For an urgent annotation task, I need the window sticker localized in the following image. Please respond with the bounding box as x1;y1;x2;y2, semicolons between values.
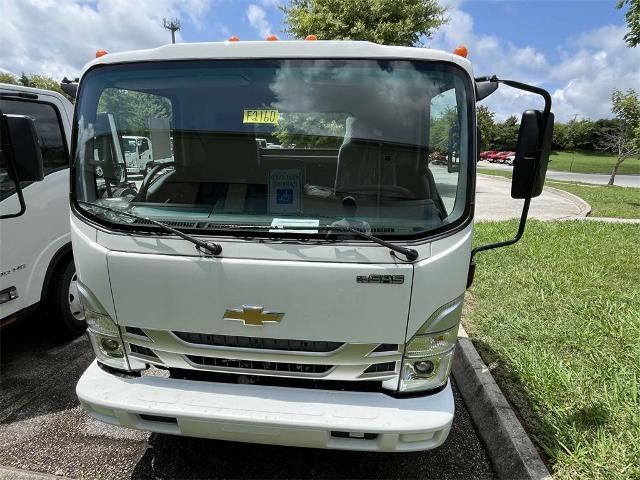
243;109;279;124
269;169;301;213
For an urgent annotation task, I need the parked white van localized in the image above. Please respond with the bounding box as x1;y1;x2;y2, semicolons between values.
0;83;85;337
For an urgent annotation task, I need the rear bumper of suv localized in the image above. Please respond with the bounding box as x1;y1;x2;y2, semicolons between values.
77;361;454;452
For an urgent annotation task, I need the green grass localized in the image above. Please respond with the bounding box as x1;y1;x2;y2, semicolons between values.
465;220;640;480
477;169;640;219
548;151;640;175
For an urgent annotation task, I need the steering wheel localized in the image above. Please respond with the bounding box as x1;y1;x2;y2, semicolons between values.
137;162;175;201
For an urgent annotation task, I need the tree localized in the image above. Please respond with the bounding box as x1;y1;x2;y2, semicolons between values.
564;118;595;151
617;0;639;47
598;88;640;185
476;105;495;150
429;107;457;153
492;116;519;151
4;72;73;101
552;122;570;150
281;0;448;46
0;72;18;85
273;112;346;148
98;88;171;136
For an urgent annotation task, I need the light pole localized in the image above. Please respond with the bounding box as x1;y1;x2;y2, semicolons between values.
163;18;181;44
569;113;579;173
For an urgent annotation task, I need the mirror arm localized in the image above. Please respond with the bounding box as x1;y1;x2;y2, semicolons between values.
0;126;27;219
468;76;552;288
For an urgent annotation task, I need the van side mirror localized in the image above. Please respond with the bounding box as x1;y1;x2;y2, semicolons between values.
511;110;554;199
5;114;44;182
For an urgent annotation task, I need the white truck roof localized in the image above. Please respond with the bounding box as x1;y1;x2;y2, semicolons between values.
0;82;75;143
81;41;474;78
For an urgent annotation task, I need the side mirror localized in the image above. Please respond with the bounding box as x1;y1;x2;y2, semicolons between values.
5;114;44;182
0;113;44;219
511;109;554;199
468;76;554;289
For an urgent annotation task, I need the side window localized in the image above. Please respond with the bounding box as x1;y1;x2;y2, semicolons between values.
0;98;68;176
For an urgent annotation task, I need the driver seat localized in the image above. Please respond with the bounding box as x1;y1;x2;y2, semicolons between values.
334;118;403;196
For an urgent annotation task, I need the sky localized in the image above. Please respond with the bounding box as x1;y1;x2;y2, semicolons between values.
0;0;637;122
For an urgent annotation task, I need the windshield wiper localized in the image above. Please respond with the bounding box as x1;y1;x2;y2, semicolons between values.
320;225;419;261
77;201;222;256
202;223;419;261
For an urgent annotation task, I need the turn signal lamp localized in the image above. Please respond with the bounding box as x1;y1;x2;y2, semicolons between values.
305;34;318;41
95;50;108;58
228;36;240;42
453;45;468;58
266;34;279;41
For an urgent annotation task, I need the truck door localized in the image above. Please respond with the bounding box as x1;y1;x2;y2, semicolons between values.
0;95;71;321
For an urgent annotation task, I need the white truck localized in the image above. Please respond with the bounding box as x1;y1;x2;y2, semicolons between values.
122;135;173;176
0;83;86;337
26;40;551;451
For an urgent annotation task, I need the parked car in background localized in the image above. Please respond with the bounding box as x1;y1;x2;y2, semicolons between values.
0;83;85;337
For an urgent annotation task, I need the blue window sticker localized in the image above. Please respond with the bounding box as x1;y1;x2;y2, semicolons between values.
277;189;294;204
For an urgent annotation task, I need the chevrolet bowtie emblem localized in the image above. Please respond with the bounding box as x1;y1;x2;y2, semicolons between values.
223;305;284;326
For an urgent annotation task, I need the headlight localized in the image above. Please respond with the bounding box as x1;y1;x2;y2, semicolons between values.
77;281;131;371
399;295;463;393
399;325;458;393
86;310;129;370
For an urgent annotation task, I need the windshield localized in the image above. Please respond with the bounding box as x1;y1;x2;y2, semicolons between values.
73;59;472;239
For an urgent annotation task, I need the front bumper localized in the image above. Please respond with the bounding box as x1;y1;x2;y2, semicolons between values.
77;361;454;452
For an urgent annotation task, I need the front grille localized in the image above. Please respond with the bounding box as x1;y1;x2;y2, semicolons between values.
363;362;396;374
130;344;158;358
169;368;383;392
372;344;399;353
125;326;148;337
186;355;332;375
175;331;344;353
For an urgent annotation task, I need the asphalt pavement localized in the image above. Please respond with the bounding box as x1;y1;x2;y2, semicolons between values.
0;315;496;480
478;161;640;188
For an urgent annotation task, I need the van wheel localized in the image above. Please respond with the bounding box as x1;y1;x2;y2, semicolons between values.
49;259;86;339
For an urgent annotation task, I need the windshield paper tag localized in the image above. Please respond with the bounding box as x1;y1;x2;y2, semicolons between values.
269;169;301;213
270;218;319;234
243;109;279;124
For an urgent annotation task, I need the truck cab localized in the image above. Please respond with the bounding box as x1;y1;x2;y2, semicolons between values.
68;41;552;451
0;83;86;337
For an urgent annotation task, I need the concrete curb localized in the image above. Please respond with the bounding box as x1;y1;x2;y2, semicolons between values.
566;216;640;224
0;467;73;480
452;331;551;480
543;184;591;217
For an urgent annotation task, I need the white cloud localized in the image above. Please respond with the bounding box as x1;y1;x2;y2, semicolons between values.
259;0;281;7
246;4;272;39
0;0;212;80
428;6;638;122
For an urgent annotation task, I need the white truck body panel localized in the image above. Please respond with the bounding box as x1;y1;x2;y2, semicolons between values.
0;84;74;320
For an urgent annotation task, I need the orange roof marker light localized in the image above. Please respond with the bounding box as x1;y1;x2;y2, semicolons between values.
305;34;318;41
228;36;240;42
266;34;279;41
95;50;108;58
453;45;468;58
